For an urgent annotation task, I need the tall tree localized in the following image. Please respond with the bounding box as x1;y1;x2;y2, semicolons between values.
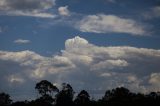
0;92;12;106
35;80;59;96
56;83;74;106
74;90;90;106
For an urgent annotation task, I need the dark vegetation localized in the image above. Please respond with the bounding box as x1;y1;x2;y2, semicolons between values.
0;80;160;106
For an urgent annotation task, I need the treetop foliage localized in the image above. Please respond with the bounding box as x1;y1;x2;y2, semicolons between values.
1;80;160;106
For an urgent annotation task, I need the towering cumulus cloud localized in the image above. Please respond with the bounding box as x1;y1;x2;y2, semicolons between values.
0;36;160;100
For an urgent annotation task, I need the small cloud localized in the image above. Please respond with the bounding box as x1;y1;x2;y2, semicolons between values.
8;75;24;84
0;27;2;33
144;6;160;19
58;6;70;16
107;0;116;3
100;73;112;77
14;39;30;44
127;75;137;82
5;11;56;18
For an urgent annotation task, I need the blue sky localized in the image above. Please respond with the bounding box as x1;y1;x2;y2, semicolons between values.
0;0;160;101
0;0;160;55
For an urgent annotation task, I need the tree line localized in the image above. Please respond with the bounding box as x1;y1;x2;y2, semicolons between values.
0;80;160;106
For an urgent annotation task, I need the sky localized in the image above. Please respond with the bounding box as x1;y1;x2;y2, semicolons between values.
0;0;160;101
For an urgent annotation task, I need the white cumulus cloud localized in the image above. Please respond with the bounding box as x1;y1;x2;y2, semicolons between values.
149;73;160;90
58;6;70;16
76;14;147;36
1;36;160;100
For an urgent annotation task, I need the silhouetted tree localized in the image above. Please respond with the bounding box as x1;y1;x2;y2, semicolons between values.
103;90;113;101
0;92;12;106
32;94;54;106
35;80;59;97
103;87;131;102
1;80;160;106
56;83;74;106
11;101;28;106
74;90;90;106
148;92;158;99
35;80;59;105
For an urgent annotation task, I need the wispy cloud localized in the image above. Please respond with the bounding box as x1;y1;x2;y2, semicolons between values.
106;0;117;3
76;14;147;36
0;0;56;18
4;10;56;18
14;39;30;44
144;6;160;19
8;74;24;84
0;27;2;33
